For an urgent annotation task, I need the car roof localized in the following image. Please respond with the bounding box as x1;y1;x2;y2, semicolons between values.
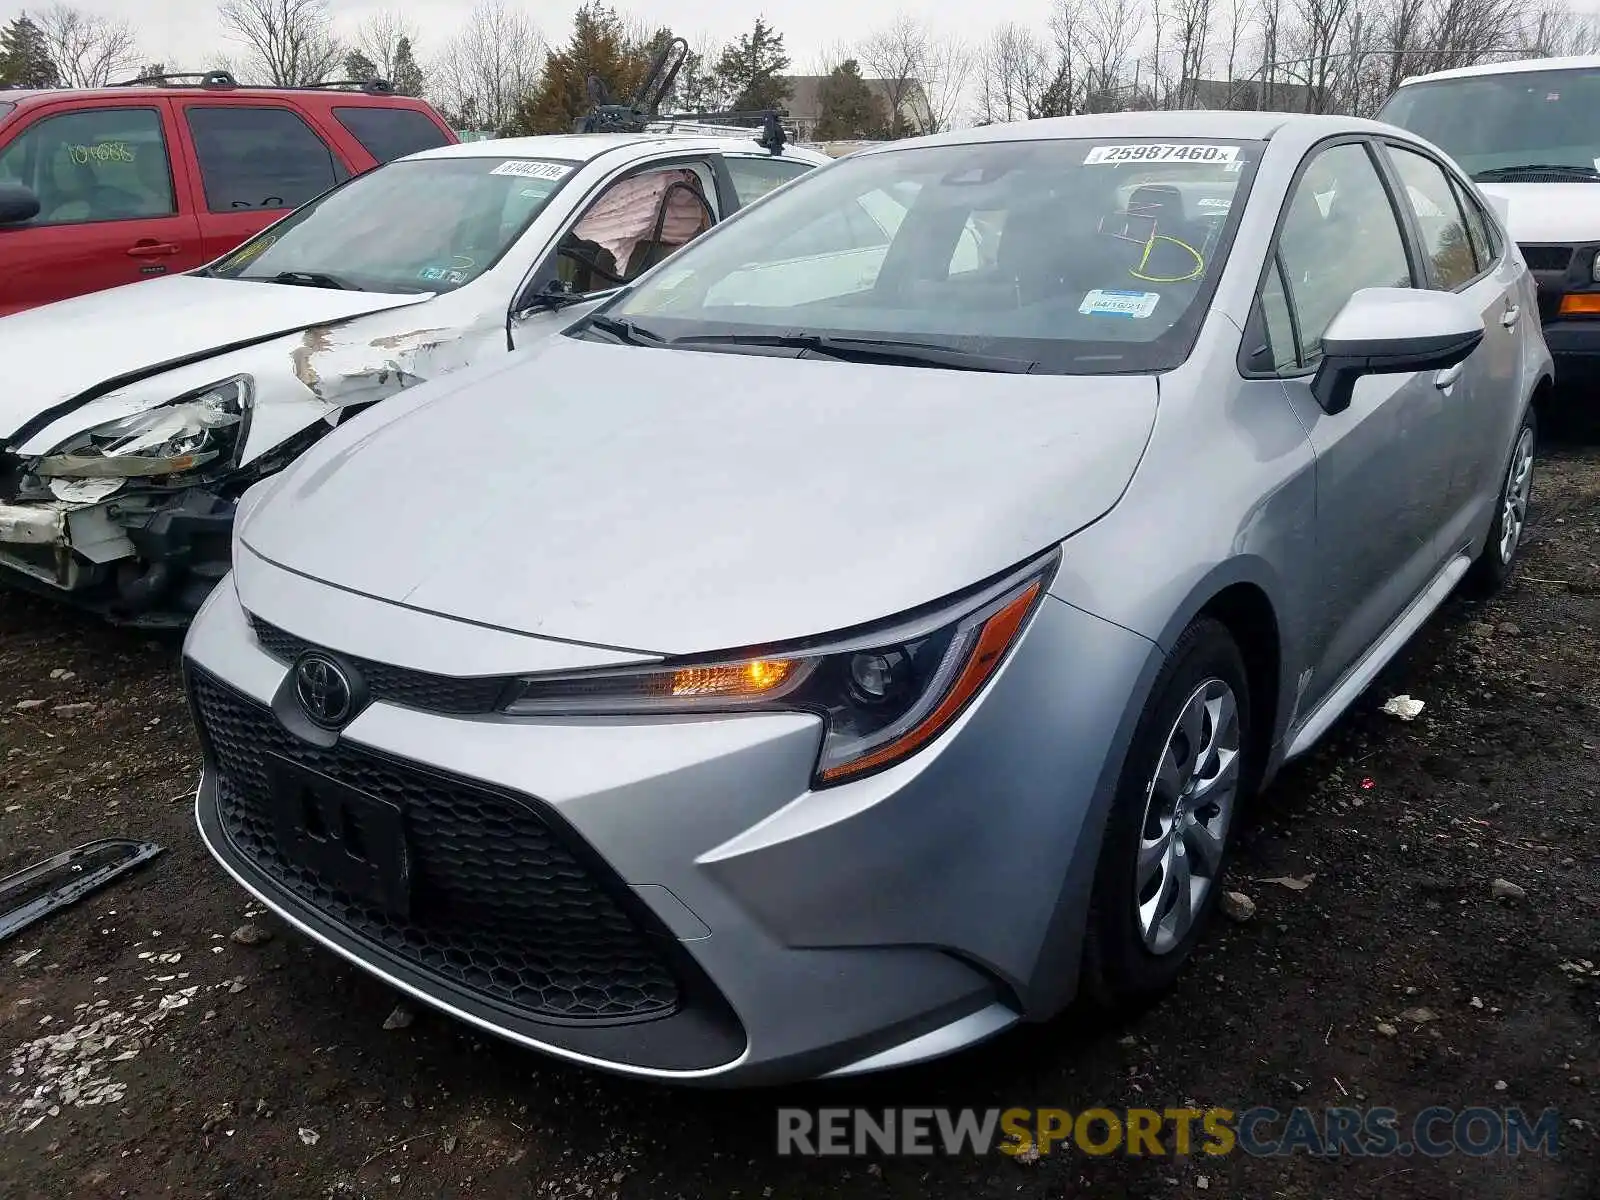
0;84;435;106
1396;54;1600;86
851;109;1391;155
408;133;830;166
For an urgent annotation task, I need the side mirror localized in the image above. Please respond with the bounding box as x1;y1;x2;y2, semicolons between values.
0;183;40;226
1311;287;1484;415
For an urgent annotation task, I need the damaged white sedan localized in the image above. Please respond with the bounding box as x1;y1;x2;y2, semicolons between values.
0;131;829;625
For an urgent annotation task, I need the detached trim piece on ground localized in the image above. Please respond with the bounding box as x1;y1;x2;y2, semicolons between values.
0;838;164;943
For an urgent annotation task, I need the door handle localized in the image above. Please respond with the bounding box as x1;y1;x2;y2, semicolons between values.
1501;305;1520;327
1435;361;1466;389
127;241;180;258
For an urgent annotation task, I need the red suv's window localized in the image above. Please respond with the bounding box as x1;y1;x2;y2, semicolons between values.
185;105;345;212
332;106;451;163
0;106;176;225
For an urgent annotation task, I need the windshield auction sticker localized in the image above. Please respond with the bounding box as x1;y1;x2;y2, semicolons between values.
1084;144;1239;165
1080;289;1161;318
489;160;572;180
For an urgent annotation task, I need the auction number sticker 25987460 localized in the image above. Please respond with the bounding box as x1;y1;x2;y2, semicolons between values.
1083;144;1239;165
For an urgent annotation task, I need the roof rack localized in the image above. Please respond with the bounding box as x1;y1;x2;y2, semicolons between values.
112;70;240;88
109;70;394;94
572;37;790;155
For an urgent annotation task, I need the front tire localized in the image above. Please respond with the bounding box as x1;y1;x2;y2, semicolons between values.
1464;405;1537;597
1082;618;1252;1008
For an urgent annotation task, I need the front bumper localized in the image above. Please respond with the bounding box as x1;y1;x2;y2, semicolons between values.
183;558;1158;1085
0;488;234;625
1522;240;1600;384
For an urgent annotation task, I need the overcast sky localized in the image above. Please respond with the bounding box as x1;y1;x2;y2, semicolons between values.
5;0;1051;77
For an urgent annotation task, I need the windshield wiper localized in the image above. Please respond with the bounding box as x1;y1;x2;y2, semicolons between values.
265;270;355;290
583;314;667;346
669;332;1037;373
1472;163;1600;181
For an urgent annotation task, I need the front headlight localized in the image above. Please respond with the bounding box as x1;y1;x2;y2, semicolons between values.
35;376;253;480
503;551;1059;786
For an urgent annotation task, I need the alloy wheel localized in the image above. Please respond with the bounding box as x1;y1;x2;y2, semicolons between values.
1499;426;1536;566
1135;677;1241;955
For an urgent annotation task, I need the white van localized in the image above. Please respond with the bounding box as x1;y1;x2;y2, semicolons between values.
1377;55;1600;384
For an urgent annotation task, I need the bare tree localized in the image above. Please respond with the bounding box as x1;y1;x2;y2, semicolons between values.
907;34;973;132
1170;0;1216;107
430;0;543;133
353;8;419;80
857;13;930;134
36;3;139;87
975;21;1070;122
217;0;342;86
1526;3;1600;53
1070;0;1145;109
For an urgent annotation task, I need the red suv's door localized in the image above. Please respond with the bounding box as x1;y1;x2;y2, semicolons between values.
0;96;205;316
168;98;356;261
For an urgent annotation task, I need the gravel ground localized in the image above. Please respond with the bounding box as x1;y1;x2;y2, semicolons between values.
1;414;1596;1200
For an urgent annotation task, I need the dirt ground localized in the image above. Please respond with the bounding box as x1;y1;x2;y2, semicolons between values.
1;415;1597;1200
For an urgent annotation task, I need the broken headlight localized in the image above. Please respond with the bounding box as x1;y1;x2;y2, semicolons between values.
502;552;1058;787
35;376;252;480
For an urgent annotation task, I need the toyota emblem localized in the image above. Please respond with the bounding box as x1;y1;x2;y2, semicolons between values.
294;653;354;728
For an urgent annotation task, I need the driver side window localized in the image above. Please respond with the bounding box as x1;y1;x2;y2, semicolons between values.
1254;141;1414;372
551;164;716;298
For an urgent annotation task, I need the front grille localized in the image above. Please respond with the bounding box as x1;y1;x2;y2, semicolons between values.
249;615;509;714
191;669;680;1022
1519;244;1573;273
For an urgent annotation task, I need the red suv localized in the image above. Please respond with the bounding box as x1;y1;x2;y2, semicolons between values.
0;71;457;316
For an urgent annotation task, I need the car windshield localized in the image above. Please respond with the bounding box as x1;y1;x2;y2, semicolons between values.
1378;68;1600;180
205;155;578;293
604;136;1262;374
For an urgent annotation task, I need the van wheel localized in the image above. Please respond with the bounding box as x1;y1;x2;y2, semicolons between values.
1464;405;1537;598
1082;618;1252;1007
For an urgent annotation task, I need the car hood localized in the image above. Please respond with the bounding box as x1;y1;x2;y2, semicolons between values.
1476;182;1600;246
0;274;429;440
242;336;1158;654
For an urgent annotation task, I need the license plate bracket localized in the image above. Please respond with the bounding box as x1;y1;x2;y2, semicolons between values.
265;753;411;917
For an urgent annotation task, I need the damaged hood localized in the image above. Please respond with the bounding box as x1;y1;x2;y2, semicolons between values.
0;274;430;440
241;335;1158;654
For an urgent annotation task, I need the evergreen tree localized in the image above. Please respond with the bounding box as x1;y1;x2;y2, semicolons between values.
509;3;663;135
343;49;378;82
711;18;792;114
391;36;424;96
815;60;884;139
0;16;60;88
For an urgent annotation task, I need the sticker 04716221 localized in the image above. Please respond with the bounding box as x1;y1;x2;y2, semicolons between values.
490;160;572;180
1079;289;1161;318
1083;144;1239;166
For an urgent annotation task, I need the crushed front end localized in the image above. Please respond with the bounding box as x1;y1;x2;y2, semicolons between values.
0;376;311;627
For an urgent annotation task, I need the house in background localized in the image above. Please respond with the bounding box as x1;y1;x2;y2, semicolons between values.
779;75;927;139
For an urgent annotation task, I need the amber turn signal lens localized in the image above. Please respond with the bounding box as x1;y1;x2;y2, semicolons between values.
1558;293;1600;316
671;659;797;698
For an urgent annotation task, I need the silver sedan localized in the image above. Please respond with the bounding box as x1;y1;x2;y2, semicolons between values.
183;110;1552;1085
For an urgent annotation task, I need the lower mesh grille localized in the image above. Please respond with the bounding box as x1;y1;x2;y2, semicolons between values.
191;669;680;1022
1519;244;1573;273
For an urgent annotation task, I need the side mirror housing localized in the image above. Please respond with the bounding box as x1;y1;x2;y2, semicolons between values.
1310;286;1484;415
0;183;40;226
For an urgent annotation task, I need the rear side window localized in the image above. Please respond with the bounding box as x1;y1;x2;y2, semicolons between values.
1450;177;1500;271
0;106;174;225
185;106;344;212
1386;145;1479;289
723;155;814;206
332;106;451;163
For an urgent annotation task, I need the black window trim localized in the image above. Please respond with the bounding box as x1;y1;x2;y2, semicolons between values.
182;102;347;214
1375;136;1498;292
1239;134;1423;382
0;102;179;228
513;152;720;314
